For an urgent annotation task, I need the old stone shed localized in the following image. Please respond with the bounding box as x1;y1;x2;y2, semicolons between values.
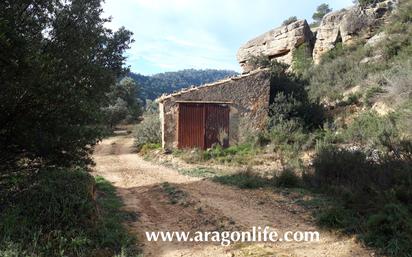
157;69;271;150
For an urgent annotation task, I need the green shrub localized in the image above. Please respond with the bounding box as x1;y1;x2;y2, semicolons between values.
308;143;412;256
365;204;412;257
134;113;161;150
312;146;370;189
0;169;138;256
292;43;313;76
269;61;325;130
275;169;301;188
139;143;161;155
357;0;375;7
201;144;258;164
282;16;298;26
248;54;272;70
364;86;385;106
317;206;359;230
344;111;399;152
174;148;207;164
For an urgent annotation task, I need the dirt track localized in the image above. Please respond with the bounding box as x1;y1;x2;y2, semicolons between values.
93;134;374;257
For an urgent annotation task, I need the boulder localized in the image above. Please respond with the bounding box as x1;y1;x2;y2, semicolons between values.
313;0;396;64
365;31;387;47
236;20;314;73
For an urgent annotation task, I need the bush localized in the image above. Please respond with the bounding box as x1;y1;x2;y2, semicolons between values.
134;113;161;150
364;86;385;106
282;16;298;26
248;54;272;70
308;144;412;256
365;204;412;257
317;206;358;230
312;146;370;189
275;169;301;188
0;169;137;256
269;61;324;130
213;169;273;189
344;111;400;153
139;143;161;155
292;43;313;77
200;144;258;164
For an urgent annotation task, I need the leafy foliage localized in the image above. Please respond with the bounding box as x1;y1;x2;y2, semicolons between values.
292;43;313;76
282;16;298;26
308;145;412;256
134;112;161;151
102;77;143;128
275;169;301;188
0;0;133;167
0;169;138;256
312;4;332;25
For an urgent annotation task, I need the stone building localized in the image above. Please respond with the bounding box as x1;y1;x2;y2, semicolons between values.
157;69;271;151
156;0;396;151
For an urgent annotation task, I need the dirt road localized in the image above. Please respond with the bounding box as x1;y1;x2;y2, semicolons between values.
93;134;373;257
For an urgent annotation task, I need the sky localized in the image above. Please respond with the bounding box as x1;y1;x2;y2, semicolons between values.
103;0;353;75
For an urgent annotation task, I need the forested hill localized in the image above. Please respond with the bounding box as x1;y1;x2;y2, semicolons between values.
129;69;238;100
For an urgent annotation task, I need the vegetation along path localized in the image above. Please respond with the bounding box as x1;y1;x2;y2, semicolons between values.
93;134;375;257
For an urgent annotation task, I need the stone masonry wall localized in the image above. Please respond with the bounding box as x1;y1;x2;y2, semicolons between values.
158;69;271;150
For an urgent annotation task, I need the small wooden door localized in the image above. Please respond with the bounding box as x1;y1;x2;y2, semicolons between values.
178;103;229;149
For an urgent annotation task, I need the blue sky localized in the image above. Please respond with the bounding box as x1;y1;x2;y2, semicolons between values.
103;0;353;75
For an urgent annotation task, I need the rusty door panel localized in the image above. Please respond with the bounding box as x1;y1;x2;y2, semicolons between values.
177;103;229;149
205;104;229;149
178;103;205;149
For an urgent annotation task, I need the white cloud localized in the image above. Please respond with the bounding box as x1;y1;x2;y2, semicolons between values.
103;0;353;74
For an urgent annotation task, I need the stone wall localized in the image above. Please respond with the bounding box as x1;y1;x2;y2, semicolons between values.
157;69;271;150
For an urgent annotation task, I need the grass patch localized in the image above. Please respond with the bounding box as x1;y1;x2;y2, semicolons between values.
94;176;139;256
139;143;161;155
212;170;274;189
161;182;188;205
178;167;216;178
173;144;259;165
0;169;139;257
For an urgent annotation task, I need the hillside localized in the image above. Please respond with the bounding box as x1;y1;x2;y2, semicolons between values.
129;69;238;100
135;0;412;256
2;0;411;256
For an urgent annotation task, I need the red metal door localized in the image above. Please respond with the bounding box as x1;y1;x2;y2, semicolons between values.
178;103;229;149
178;103;205;149
205;104;229;149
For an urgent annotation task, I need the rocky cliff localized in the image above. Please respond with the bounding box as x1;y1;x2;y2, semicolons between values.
237;20;313;73
237;0;397;72
313;0;397;63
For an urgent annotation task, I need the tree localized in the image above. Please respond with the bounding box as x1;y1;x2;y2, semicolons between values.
312;4;332;25
0;0;133;167
102;98;129;128
282;16;298;26
103;77;143;127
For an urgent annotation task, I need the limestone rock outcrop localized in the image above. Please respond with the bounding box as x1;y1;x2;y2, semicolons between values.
236;0;396;71
236;20;313;73
313;0;396;64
